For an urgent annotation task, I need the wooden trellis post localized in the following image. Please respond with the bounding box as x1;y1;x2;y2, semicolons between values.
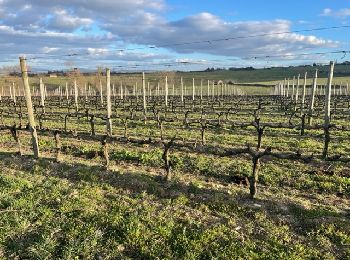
291;76;295;100
207;80;210;97
120;81;123;100
301;72;307;109
165;76;168;107
308;70;318;126
135;82;139;101
295;74;300;104
147;82;150;98
325;63;334;127
84;83;87;102
323;61;335;158
192;78;195;101
200;79;203;100
12;82;16;104
65;82;69;101
100;80;104;104
181;77;184;103
74;79;78;112
39;78;45;107
19;57;40;158
106;68;112;136
142;72;147;115
212;81;215;98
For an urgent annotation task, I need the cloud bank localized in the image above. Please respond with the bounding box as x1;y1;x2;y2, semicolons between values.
0;0;339;70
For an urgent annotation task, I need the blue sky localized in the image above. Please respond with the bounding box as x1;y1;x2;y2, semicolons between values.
167;0;346;21
0;0;349;71
166;0;349;40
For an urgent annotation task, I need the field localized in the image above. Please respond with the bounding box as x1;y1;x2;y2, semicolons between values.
0;66;349;259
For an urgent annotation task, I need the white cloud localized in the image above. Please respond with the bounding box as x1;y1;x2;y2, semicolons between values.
115;52;168;61
41;47;60;53
48;8;93;31
322;8;332;16
87;48;109;56
20;4;31;11
175;58;207;65
0;1;341;70
105;13;336;57
321;8;350;18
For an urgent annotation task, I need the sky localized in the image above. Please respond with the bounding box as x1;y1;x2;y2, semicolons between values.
0;0;349;72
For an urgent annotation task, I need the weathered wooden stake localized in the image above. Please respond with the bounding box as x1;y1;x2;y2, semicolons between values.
308;70;318;126
147;82;150;98
11;83;16;102
135;82;139;101
39;78;45;107
120;81;124;100
192;78;195;101
301;72;307;109
181;77;184;103
84;83;87;102
165;76;168;107
65;82;69;101
295;74;300;110
200;79;203;100
212;81;215;98
74;79;78;112
207;80;210;97
142;72;147;116
291;76;295;100
100;79;104;104
19;57;40;158
323;61;335;158
106;68;112;136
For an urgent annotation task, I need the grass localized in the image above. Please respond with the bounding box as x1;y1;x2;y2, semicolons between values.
0;76;349;258
0;130;349;259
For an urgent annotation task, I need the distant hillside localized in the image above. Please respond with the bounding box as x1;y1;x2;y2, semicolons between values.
1;62;349;91
174;62;350;83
